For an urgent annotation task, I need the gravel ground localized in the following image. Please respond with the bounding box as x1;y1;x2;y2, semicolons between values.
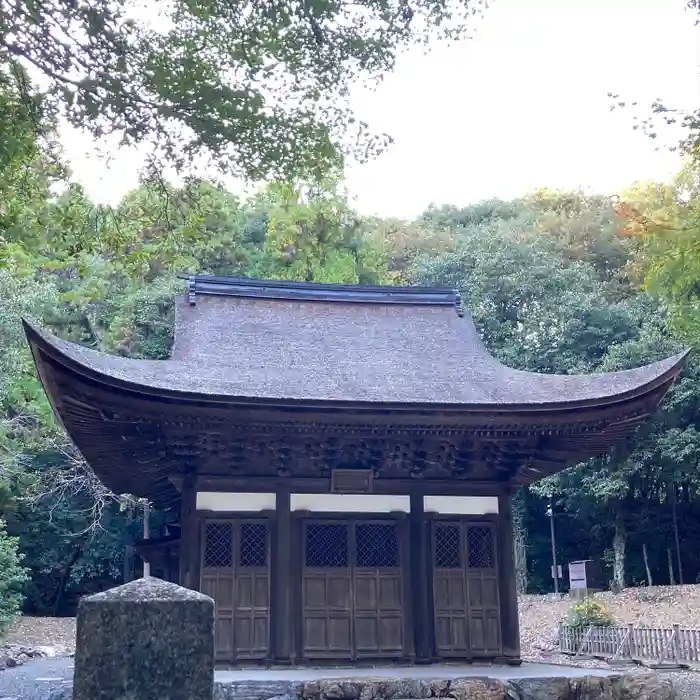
517;585;700;700
5;619;75;655
0;656;73;700
4;585;700;698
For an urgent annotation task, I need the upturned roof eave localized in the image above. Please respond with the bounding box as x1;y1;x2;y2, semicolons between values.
23;319;690;418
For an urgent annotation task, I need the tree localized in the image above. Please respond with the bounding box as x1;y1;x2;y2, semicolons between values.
412;219;638;374
0;0;485;181
0;520;27;636
413;202;696;589
617;166;700;343
256;181;389;283
522;189;634;291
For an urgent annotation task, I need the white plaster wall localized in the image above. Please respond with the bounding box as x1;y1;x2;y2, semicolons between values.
290;494;411;513
196;492;276;511
423;495;499;515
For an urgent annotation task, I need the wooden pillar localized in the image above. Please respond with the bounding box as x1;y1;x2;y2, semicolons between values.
410;490;433;663
497;490;522;665
179;472;199;590
273;486;293;663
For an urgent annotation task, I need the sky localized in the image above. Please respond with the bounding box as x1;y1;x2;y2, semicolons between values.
60;0;700;219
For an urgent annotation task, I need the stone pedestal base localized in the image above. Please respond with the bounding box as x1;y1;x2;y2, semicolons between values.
73;576;214;700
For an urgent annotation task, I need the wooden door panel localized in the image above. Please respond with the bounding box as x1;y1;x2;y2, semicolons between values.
302;614;352;654
353;523;405;657
467;575;499;608
377;575;402;608
201;519;271;664
202;522;236;662
378;614;404;652
302;613;353;653
215;616;235;661
465;524;501;657
233;523;270;660
432;521;503;658
328;615;354;652
235;573;270;608
354;613;403;653
432;523;469;656
303;573;352;610
434;572;467;610
234;615;269;658
353;574;377;609
468;610;501;654
302;522;353;658
435;614;468;654
234;571;270;659
302;519;407;660
200;575;234;610
327;575;353;608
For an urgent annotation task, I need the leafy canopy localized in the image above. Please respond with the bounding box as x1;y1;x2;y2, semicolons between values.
617;164;700;343
0;0;485;181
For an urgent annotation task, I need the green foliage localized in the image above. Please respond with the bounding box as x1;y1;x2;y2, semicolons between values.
617;166;700;344
3;59;700;608
258;181;389;284
0;0;486;180
566;599;614;629
0;520;28;637
413;192;700;591
412;220;637;374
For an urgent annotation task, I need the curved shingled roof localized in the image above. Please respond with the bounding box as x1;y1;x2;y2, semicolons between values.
24;276;687;409
23;277;689;507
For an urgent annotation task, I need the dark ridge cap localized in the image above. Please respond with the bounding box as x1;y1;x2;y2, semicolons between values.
177;274;459;306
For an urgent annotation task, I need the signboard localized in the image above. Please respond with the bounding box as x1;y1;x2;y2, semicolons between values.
331;468;373;494
568;559;603;589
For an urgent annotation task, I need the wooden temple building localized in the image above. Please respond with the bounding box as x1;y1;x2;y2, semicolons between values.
24;276;686;667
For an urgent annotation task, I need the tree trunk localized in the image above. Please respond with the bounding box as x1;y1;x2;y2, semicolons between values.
668;548;676;585
612;511;626;590
52;545;83;617
514;534;528;595
512;489;528;595
671;490;684;585
642;542;653;587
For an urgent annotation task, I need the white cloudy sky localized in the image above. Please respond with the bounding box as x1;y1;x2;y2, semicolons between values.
61;0;700;218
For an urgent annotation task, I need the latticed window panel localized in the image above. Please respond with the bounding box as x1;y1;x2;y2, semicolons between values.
305;523;349;567
239;523;268;567
355;523;399;568
467;526;495;569
434;525;461;569
204;523;233;568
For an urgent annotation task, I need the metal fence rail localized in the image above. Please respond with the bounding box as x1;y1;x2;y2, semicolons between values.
559;623;700;667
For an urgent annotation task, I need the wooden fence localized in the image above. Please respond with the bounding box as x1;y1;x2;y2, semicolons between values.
559;623;700;667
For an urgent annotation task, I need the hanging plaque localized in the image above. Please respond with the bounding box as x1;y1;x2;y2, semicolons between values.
330;469;373;494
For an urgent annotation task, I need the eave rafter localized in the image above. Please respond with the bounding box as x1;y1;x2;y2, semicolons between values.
24;334;684;512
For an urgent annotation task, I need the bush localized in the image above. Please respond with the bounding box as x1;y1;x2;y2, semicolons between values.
0;519;28;638
566;598;614;628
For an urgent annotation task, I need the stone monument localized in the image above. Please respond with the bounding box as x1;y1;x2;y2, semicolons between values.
72;576;214;700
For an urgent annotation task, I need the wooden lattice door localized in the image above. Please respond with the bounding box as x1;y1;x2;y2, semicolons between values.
301;520;405;660
200;519;270;663
432;521;501;659
353;522;404;657
301;522;353;659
